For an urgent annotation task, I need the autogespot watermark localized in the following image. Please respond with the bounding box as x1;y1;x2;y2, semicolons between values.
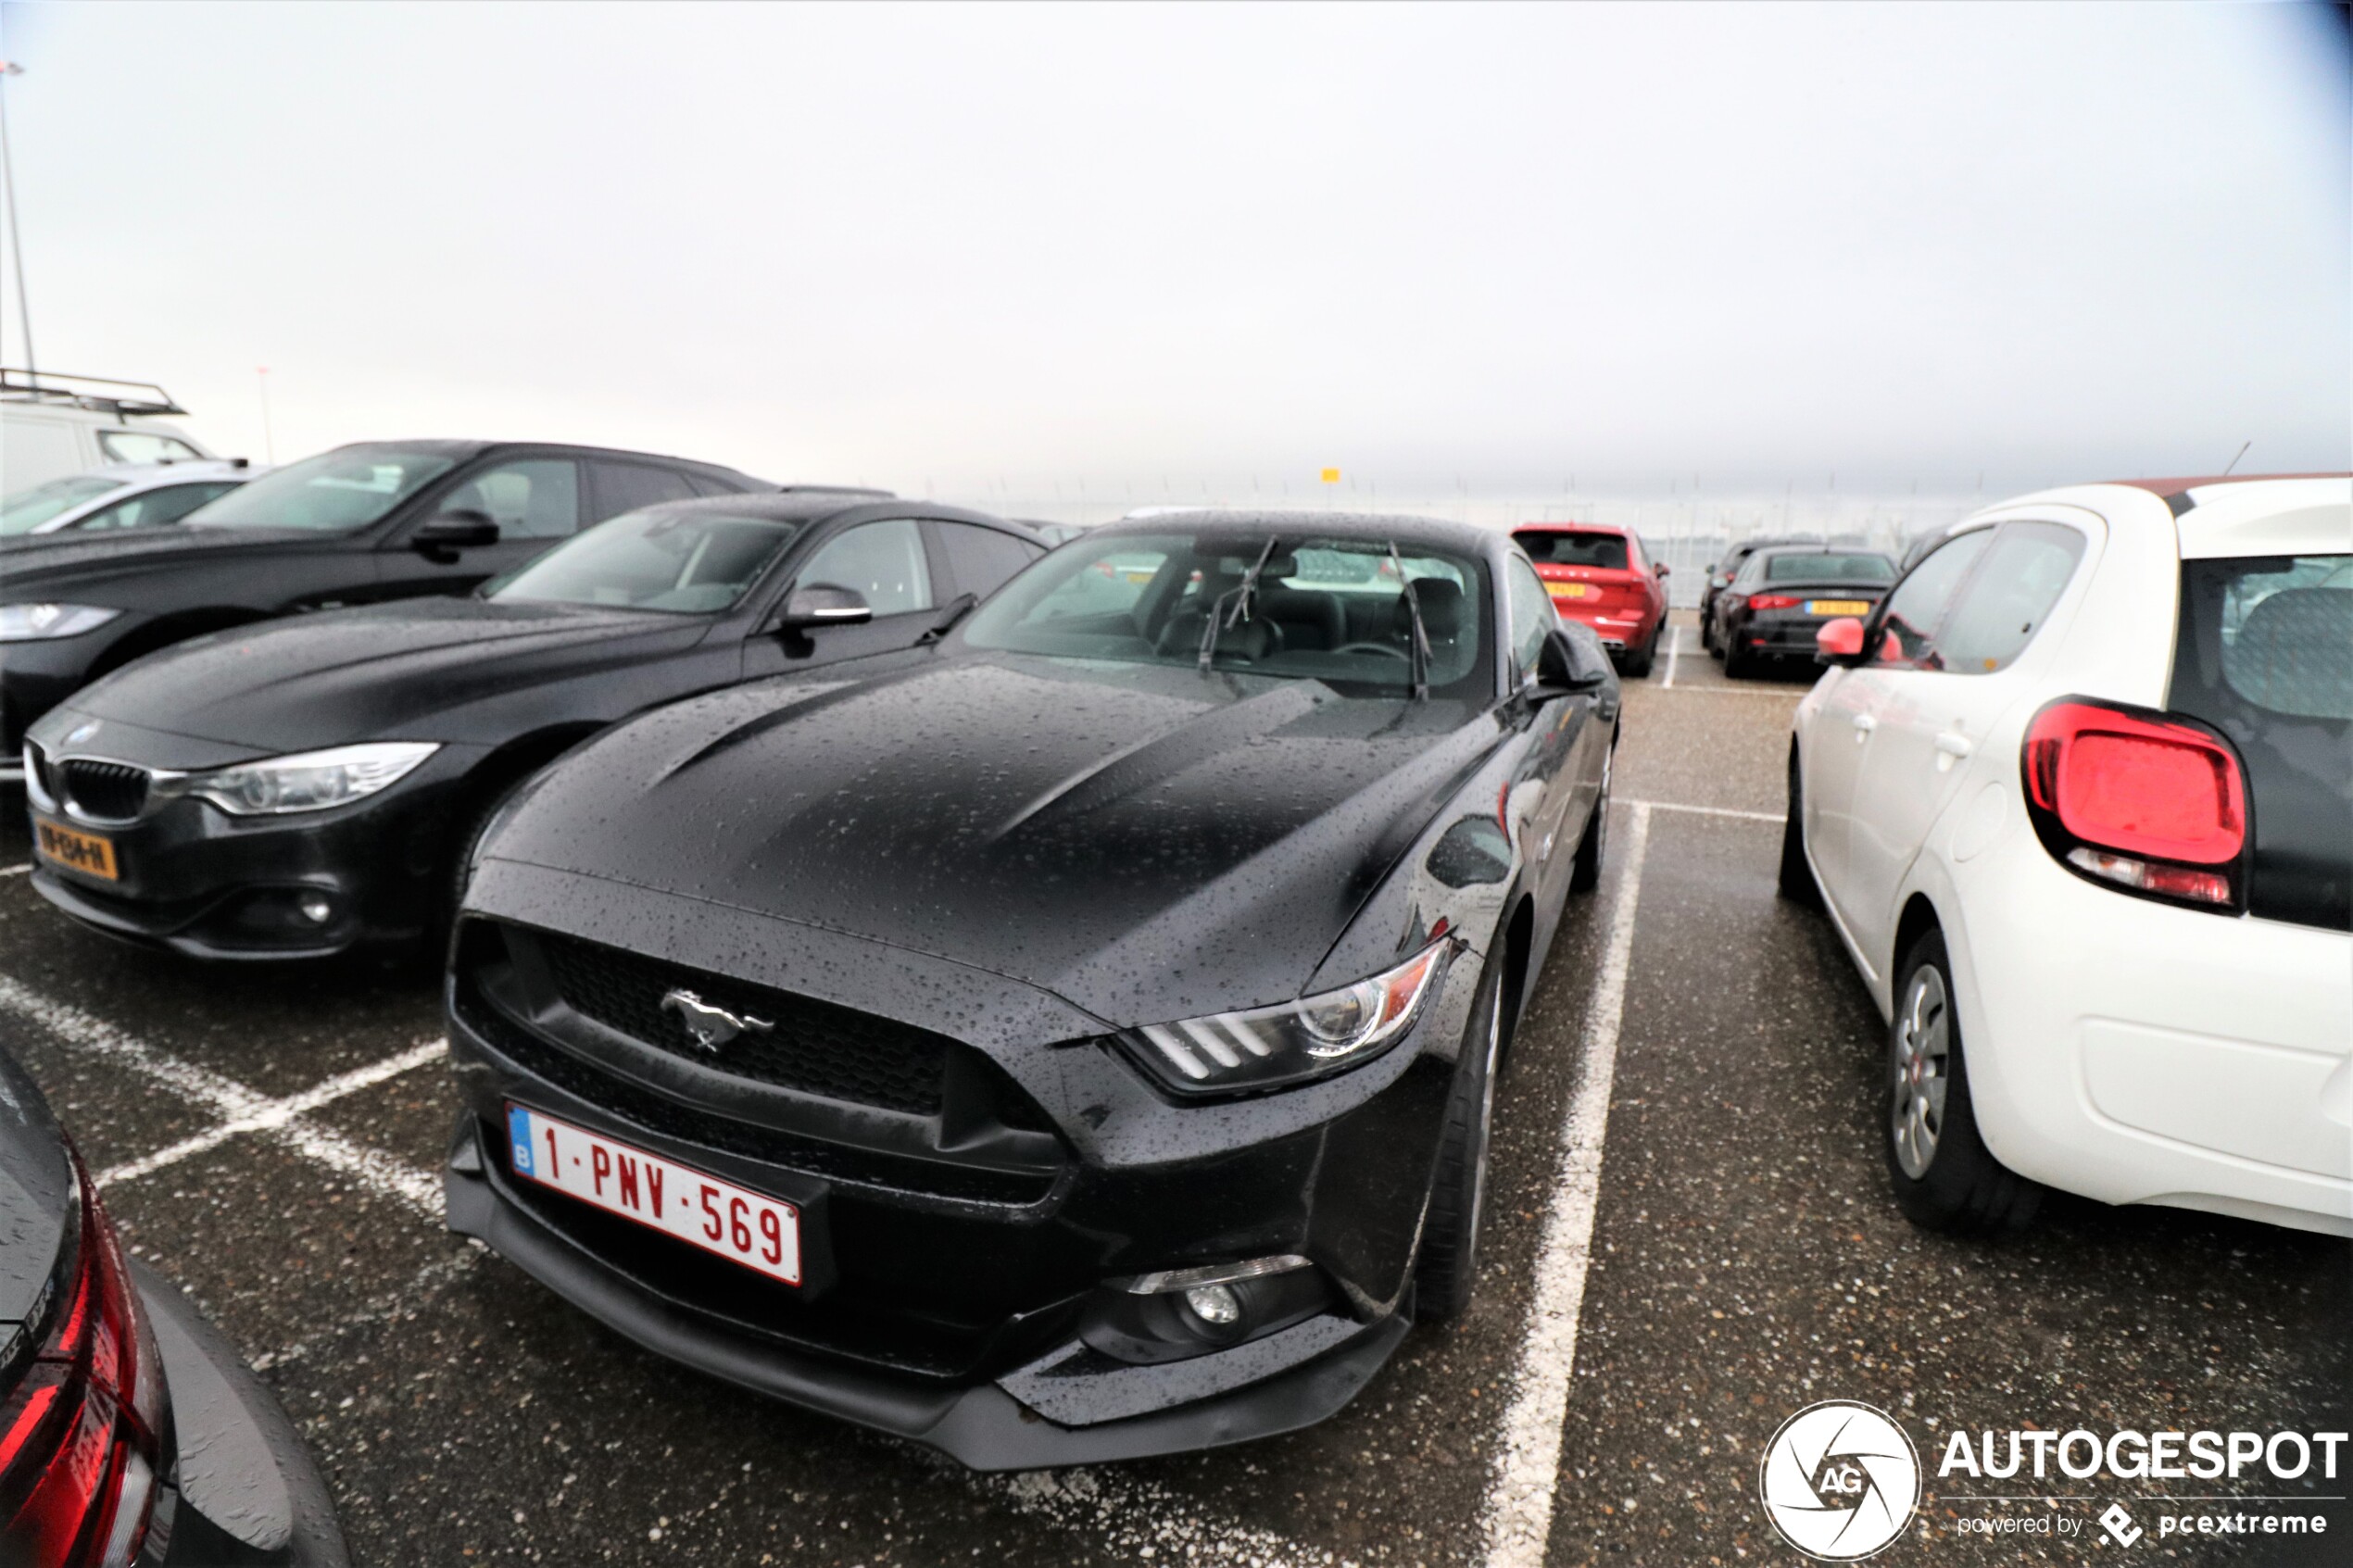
1758;1403;2347;1560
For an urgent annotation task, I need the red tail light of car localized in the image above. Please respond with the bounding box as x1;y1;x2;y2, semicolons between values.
2020;697;2249;912
0;1147;166;1568
1747;594;1801;610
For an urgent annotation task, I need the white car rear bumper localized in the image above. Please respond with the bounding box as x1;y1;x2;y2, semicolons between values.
1949;830;2353;1236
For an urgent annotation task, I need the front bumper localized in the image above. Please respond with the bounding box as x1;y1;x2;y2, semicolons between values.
137;1262;348;1567
21;736;481;960
444;1115;1409;1469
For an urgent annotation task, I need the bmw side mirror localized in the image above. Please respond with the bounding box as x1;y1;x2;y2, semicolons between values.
778;583;874;630
413;509;501;552
1534;626;1609;696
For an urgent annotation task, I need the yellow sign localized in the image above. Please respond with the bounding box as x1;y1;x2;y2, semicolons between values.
1319;468;1340;484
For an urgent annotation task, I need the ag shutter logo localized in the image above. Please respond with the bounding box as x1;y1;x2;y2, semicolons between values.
1758;1400;1923;1562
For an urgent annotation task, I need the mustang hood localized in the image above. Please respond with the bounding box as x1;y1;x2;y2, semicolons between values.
71;597;711;753
482;653;1502;1025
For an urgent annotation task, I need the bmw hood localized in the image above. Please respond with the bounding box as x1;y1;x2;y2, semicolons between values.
69;597;711;753
479;652;1501;1025
0;524;296;573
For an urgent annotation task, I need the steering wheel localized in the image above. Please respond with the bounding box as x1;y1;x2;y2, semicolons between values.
1332;641;1412;660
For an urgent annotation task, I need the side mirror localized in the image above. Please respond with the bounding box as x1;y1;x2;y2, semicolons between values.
1534;626;1610;695
1815;617;1866;662
1703;562;1717;574
778;583;873;630
1654;561;1670;578
413;509;500;551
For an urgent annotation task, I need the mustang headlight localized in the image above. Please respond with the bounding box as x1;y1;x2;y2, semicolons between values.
0;604;123;642
1122;935;1456;1096
187;742;440;815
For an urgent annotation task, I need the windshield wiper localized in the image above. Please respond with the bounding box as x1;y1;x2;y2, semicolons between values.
1390;541;1430;700
922;592;979;644
1198;535;1280;675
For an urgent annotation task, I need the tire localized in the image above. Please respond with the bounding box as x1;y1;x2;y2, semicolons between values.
1721;635;1751;679
1702;611;1722;659
1414;954;1507;1322
1883;931;2041;1236
1569;736;1612;894
432;771;540;961
1776;750;1820;906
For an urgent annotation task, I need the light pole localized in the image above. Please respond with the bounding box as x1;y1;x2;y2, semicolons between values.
0;58;31;383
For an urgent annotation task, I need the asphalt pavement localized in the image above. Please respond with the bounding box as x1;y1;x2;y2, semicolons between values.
0;610;2343;1567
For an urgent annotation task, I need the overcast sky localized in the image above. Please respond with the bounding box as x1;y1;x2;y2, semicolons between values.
0;1;2344;501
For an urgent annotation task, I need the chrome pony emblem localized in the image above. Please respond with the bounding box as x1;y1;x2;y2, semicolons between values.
659;988;774;1052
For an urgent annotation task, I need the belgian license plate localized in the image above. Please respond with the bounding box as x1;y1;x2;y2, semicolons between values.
505;1104;802;1286
1807;599;1870;615
32;818;118;881
1551;583;1591;598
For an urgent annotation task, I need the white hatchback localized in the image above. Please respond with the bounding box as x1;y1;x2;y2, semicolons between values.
1781;475;2350;1238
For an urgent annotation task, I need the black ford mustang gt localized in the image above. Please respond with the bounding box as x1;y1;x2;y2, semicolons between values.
19;495;1042;960
441;511;1620;1467
0;1047;346;1565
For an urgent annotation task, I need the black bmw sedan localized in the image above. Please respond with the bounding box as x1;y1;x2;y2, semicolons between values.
19;494;1044;960
0;1047;346;1565
1709;545;1899;678
440;511;1620;1467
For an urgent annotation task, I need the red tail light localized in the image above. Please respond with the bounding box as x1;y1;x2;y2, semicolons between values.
0;1147;165;1568
2020;697;2249;911
1748;594;1800;610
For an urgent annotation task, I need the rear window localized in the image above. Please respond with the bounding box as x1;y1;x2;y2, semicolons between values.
1761;552;1894;584
2171;554;2351;930
1516;531;1627;571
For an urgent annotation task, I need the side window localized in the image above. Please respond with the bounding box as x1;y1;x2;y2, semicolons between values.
1872;527;1994;670
588;462;697;524
97;430;205;465
1932;522;2086;674
936;522;1044;601
797;519;934;617
441;459;581;539
1504;556;1557;678
75;482;238;532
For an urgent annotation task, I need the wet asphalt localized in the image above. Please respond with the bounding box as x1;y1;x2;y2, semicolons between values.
0;610;2343;1567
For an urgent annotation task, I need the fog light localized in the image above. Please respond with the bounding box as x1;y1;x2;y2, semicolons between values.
296;893;333;925
1182;1284;1241;1326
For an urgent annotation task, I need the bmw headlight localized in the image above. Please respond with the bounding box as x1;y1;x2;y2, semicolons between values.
1121;935;1456;1096
186;742;440;815
0;604;123;642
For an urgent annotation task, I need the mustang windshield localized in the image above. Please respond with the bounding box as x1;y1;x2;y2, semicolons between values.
963;531;1490;696
189;446;457;532
487;506;802;613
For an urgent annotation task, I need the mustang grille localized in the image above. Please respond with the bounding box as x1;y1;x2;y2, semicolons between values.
534;930;949;1117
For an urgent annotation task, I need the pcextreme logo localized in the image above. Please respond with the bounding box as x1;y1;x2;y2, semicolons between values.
1757;1400;1923;1562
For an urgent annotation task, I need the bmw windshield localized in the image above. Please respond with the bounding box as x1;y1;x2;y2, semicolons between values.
188;445;457;532
487;505;804;613
962;530;1491;697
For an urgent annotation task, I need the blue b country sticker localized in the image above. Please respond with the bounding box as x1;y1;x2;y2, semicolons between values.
509;1104;535;1176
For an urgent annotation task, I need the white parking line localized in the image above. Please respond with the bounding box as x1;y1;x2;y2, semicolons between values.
1661;625;1682;687
0;863;28;877
1618;797;1782;823
0;975;446;1215
1479;801;1652;1568
98;1037;447;1189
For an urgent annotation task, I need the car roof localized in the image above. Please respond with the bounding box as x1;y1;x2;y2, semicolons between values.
82;459;256;489
1092;507;1492;552
1511;520;1633;536
1957;475;2350;562
321;437;760;482
627;492;1027;530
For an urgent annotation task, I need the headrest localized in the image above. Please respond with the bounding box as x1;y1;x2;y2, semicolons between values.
2229;588;2351;719
1396;577;1466;639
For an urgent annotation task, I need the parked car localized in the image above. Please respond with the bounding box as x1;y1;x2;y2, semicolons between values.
19;495;1043;961
0;1047;347;1565
1780;474;2350;1237
1;460;257;541
0;440;767;777
1511;521;1669;675
0;370;215;492
439;510;1619;1467
1697;533;1814;651
1710;546;1897;678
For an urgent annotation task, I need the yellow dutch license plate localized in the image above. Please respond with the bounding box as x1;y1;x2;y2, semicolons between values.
1807;599;1870;616
33;818;119;881
1550;583;1592;598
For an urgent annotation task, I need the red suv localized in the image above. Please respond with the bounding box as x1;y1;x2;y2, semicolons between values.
1512;522;1670;675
